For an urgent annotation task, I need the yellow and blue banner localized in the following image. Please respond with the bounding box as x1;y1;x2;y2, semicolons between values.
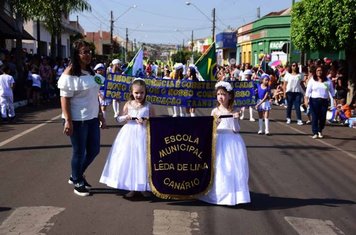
104;74;256;107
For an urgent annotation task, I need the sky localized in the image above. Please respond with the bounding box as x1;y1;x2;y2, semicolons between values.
70;0;296;45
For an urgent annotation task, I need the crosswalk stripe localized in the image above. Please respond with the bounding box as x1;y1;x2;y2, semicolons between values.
0;206;65;234
153;209;200;235
285;216;345;235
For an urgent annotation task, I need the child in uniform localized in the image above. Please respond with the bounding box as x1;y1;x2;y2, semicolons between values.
94;63;111;120
199;81;250;206
100;78;155;198
256;74;272;135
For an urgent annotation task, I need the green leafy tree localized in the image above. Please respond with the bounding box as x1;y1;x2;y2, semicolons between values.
171;50;193;64
291;0;356;87
42;0;91;59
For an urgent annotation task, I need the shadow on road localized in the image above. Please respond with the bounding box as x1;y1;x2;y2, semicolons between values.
237;192;356;211
246;145;334;151
151;192;356;210
0;144;114;152
0;207;12;212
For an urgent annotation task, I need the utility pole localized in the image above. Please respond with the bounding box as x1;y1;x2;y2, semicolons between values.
125;27;128;62
36;18;41;55
191;30;194;63
212;8;216;42
110;11;114;55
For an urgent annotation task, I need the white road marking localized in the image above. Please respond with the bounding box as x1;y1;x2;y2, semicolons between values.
0;206;65;234
167;107;173;116
0;114;61;147
153;209;199;235
285;216;345;235
277;121;356;160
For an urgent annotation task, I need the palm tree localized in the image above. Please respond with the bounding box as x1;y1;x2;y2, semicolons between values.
7;0;90;94
39;0;92;59
12;0;91;58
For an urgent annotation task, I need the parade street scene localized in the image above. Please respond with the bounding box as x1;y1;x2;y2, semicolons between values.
1;0;356;234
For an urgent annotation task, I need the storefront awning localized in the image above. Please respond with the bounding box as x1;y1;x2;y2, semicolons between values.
0;14;35;40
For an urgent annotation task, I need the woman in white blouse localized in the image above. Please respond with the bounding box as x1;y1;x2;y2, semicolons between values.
58;40;106;196
283;62;304;125
304;65;335;139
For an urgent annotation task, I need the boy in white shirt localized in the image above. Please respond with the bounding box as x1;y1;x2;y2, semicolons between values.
0;64;15;122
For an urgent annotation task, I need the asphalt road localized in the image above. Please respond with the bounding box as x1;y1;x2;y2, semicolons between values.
0;100;355;235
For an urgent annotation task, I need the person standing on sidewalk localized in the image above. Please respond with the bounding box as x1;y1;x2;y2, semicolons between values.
304;65;335;139
0;64;15;122
57;39;106;196
283;62;304;125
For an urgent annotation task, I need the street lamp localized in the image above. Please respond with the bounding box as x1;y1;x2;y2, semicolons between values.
110;5;137;55
185;1;215;42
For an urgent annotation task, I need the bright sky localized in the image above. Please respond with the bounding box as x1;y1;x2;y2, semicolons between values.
71;0;296;45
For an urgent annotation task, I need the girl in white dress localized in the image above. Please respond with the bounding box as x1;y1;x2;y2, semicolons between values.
199;81;250;206
100;78;155;197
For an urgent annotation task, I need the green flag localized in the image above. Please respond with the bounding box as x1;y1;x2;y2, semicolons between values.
195;42;217;81
124;48;144;77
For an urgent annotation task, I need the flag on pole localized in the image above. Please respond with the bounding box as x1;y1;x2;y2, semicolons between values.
195;42;217;81
124;48;144;77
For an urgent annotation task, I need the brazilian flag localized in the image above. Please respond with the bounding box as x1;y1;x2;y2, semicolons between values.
124;48;144;77
195;42;217;81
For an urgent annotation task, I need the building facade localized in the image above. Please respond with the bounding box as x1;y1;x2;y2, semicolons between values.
23;16;84;58
237;7;345;67
237;8;296;67
216;31;237;66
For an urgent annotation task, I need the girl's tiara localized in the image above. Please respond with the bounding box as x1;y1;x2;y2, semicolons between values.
132;77;145;83
215;81;233;91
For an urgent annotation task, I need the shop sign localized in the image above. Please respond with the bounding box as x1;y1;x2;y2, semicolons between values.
270;41;286;50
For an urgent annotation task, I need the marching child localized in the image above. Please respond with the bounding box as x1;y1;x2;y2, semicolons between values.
256;74;272;135
94;63;110;120
100;78;155;198
199;81;250;206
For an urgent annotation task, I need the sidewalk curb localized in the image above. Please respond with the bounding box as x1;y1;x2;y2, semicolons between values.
14;100;28;109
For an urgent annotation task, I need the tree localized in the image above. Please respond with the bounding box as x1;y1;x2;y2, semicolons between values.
9;0;38;90
171;50;194;64
291;0;356;95
13;0;91;59
43;0;91;59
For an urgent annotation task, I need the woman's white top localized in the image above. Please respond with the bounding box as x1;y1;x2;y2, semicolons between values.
305;78;335;99
284;72;303;93
57;72;100;121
